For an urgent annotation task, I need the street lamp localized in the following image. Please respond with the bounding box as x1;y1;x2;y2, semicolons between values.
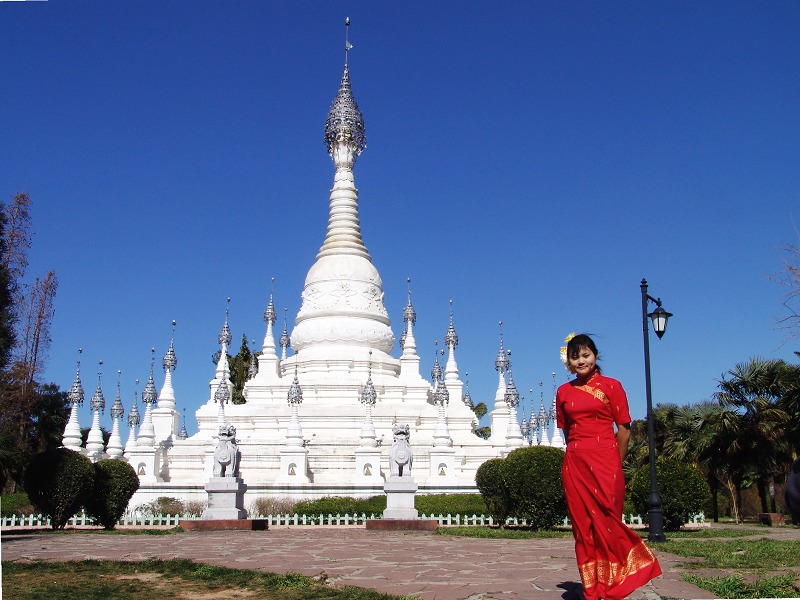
641;278;672;543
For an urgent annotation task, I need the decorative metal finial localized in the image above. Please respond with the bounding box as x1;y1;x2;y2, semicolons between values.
264;279;277;325
445;298;458;348
344;16;352;65
248;339;259;379
504;354;520;408
67;347;85;407
324;21;366;160
403;277;416;326
90;360;105;413
494;321;509;372
462;372;473;407
214;379;230;405
219;298;233;345
431;341;443;383
163;319;178;372
177;408;188;440
279;307;290;350
287;367;304;405
142;348;158;405
110;369;124;419
360;350;377;406
127;381;140;427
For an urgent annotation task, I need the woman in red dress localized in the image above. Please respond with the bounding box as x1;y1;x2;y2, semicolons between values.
556;334;661;600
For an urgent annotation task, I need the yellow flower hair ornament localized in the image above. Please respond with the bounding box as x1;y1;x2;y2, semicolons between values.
560;332;577;370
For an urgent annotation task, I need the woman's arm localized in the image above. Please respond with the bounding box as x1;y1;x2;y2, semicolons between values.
616;422;631;461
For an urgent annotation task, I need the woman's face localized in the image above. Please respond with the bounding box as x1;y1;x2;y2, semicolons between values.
568;346;597;378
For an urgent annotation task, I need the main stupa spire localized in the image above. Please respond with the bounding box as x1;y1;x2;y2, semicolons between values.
291;18;394;358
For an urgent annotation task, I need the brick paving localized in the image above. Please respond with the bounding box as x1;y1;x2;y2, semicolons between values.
0;524;745;599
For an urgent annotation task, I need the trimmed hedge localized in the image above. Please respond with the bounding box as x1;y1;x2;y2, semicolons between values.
292;494;487;517
475;458;510;522
85;459;140;529
24;448;94;530
502;446;567;530
415;493;487;517
628;457;710;531
294;495;386;516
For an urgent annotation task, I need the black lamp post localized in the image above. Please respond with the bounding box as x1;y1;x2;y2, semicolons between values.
640;278;672;543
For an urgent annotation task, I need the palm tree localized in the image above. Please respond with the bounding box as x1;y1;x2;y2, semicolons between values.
714;357;794;513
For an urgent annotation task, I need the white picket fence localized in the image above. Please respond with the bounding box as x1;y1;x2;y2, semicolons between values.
1;511;537;528
2;511;680;529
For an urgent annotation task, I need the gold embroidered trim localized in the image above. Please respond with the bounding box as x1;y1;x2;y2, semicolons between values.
578;541;658;590
575;383;609;406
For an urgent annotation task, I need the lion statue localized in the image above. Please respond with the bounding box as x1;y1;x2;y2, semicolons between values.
213;424;240;478
389;423;413;477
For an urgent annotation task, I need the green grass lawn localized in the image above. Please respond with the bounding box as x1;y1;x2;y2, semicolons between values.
3;559;404;600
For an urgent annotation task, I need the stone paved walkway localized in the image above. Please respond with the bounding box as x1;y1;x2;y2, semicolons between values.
0;525;736;599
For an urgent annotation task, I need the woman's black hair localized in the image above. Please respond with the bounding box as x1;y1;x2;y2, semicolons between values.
566;333;602;373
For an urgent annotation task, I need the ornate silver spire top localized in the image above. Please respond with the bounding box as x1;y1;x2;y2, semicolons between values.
247;339;259;379
177;408;188;440
521;412;530;439
90;360;105;413
360;350;377;406
279;307;290;349
163;320;177;372
538;395;549;426
67;348;85;407
431;342;443;383
219;297;232;346
462;372;473;408
504;354;520;408
287;367;304;405
434;372;450;406
324;19;366;161
142;348;158;405
445;299;458;348
127;381;140;427
344;16;353;65
494;321;510;373
403;277;416;325
263;279;277;325
214;379;230;405
110;369;125;419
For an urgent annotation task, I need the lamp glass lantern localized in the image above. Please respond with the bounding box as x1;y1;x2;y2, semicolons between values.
648;306;672;339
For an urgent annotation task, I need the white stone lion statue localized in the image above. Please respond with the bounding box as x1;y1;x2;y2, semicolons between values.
389;423;413;477
213;424;239;478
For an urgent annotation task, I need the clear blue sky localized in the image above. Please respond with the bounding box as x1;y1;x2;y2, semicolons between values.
2;2;799;434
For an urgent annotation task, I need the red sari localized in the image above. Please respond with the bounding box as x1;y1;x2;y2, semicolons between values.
556;371;661;600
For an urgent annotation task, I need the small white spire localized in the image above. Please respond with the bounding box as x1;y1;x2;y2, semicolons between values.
106;370;125;459
125;379;140;452
159;320;177;410
285;367;304;447
62;348;84;450
138;350;157;447
86;360;106;459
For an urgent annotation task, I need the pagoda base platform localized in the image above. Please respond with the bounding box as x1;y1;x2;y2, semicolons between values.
365;519;438;531
179;519;268;531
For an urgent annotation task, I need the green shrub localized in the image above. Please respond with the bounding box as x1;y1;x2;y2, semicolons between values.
415;494;488;517
293;495;386;516
628;457;710;531
476;458;511;523
85;459;140;529
136;497;186;517
502;446;567;529
0;492;34;516
23;448;94;529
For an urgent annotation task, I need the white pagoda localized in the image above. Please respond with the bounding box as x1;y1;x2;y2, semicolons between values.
64;26;565;508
